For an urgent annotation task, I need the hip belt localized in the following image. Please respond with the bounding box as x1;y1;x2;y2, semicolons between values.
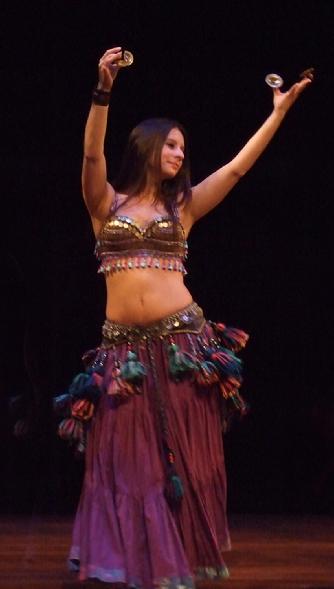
101;301;206;346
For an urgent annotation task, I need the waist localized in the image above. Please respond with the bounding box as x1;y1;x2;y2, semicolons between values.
102;301;205;346
105;273;193;325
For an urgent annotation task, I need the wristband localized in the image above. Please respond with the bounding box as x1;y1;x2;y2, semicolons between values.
92;87;111;106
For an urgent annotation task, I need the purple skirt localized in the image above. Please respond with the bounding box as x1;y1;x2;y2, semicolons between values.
57;302;249;587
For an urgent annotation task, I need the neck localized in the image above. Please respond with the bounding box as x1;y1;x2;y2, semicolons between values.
135;184;159;204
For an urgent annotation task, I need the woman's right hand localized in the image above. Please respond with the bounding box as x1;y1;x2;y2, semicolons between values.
97;46;123;91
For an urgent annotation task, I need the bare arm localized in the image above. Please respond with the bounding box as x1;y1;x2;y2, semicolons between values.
187;76;313;223
82;47;122;219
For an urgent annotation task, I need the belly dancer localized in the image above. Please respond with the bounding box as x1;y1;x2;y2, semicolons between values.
55;47;312;587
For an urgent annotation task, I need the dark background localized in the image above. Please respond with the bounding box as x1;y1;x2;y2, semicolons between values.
1;0;333;517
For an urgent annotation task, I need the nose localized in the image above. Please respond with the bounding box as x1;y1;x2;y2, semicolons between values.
176;147;184;160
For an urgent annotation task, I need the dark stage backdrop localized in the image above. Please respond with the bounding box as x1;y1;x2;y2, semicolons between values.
1;0;333;516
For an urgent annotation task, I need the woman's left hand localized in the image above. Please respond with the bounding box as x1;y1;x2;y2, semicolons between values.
273;74;313;115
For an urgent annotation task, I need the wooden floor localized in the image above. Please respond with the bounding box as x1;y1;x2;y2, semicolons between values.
0;514;333;589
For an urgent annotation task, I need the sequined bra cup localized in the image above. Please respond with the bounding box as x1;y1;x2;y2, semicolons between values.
95;214;188;276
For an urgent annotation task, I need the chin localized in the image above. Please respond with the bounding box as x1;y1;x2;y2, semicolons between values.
165;167;179;179
162;172;176;180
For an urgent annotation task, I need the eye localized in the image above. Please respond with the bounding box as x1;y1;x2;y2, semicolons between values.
166;141;184;152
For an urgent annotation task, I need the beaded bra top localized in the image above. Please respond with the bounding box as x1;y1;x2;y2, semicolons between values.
95;200;188;276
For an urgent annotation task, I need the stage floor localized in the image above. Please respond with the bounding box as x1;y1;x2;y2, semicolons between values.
0;514;333;588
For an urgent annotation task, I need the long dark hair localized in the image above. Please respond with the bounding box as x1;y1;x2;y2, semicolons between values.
112;118;192;218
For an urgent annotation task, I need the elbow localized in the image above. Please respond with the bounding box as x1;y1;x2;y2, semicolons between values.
230;167;245;180
225;162;246;181
83;153;103;163
230;168;246;184
83;139;104;161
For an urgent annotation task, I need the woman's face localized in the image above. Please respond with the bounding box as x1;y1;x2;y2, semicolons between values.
160;128;185;179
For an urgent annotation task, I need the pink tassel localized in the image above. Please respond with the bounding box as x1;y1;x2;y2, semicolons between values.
106;366;138;398
211;349;241;376
58;418;83;441
220;385;249;415
214;323;249;352
71;399;95;422
211;350;231;367
90;372;104;388
219;376;242;398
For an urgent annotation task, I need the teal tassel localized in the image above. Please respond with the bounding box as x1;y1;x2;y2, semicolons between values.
170;474;184;499
163;444;184;506
167;342;197;380
164;470;184;506
53;352;105;457
74;438;86;457
203;346;242;379
120;350;146;384
68;372;91;395
53;393;72;415
67;371;102;402
195;359;219;385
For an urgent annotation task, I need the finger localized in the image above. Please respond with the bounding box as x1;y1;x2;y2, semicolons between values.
299;76;313;88
295;77;312;91
273;88;283;97
291;78;312;97
102;46;122;55
100;47;122;60
288;82;300;96
99;53;122;69
103;54;122;65
300;68;314;81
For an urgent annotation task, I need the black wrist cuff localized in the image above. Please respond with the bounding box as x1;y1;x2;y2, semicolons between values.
92;87;111;106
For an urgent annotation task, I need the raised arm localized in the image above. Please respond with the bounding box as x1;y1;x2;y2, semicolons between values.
187;76;313;223
82;47;122;220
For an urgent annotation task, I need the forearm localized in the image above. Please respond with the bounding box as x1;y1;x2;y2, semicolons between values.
83;102;110;159
81;90;112;212
83;47;121;160
229;108;286;177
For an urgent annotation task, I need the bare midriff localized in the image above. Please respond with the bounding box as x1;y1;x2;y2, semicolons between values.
104;268;193;325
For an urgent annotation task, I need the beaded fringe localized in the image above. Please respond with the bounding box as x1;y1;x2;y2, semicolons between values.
98;254;187;275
